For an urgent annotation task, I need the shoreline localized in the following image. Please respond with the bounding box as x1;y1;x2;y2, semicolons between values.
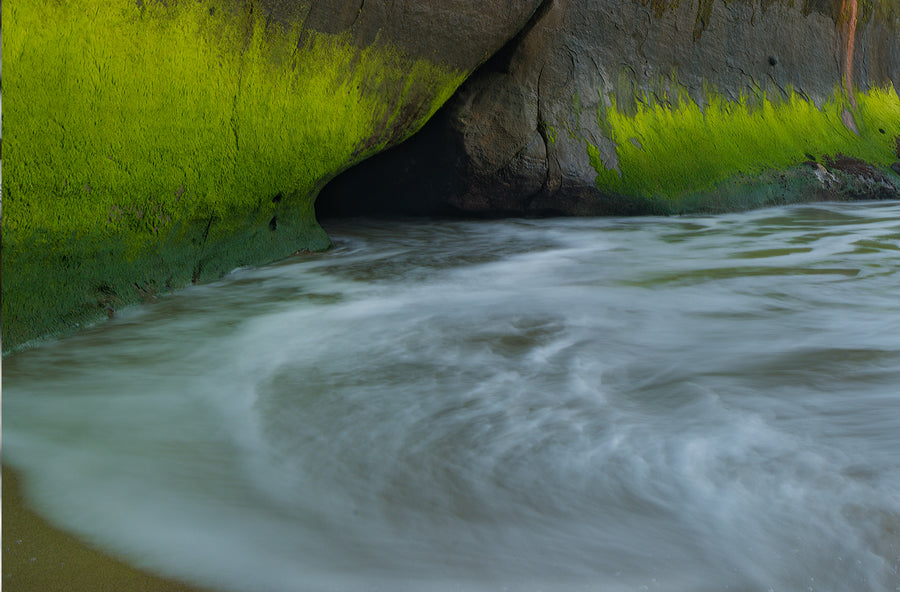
2;464;216;592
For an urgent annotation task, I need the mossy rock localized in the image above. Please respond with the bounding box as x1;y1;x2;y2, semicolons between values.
2;0;544;351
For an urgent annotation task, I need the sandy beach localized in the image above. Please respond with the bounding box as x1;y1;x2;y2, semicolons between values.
2;465;215;592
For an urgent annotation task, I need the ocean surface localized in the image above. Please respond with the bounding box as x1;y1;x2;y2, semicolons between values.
5;201;900;592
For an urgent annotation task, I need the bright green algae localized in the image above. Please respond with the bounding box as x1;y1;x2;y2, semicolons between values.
3;0;465;351
588;85;900;212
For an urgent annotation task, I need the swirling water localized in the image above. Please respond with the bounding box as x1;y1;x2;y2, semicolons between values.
4;202;900;592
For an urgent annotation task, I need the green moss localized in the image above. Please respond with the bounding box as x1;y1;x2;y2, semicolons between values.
539;123;559;147
589;84;900;208
3;0;465;351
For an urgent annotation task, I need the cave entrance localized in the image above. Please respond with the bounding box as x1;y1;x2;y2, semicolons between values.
314;101;466;219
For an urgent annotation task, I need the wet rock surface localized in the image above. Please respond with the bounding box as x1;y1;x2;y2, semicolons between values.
263;0;544;70
318;0;900;217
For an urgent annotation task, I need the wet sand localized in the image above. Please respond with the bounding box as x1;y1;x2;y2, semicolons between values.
2;465;215;592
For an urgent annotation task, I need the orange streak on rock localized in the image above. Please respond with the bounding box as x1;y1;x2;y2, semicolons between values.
842;0;858;108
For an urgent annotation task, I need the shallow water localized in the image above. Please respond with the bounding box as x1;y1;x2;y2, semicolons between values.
5;202;900;592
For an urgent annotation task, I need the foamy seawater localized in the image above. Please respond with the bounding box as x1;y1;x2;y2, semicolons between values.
5;202;900;592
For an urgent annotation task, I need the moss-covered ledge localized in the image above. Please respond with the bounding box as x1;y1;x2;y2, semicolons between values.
2;0;466;352
586;85;900;213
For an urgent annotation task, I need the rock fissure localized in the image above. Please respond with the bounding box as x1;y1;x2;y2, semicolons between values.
352;0;366;28
534;66;556;206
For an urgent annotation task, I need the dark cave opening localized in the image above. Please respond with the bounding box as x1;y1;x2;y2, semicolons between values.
314;2;553;221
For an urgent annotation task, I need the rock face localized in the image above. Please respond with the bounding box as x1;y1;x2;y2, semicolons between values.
318;0;900;217
5;0;899;350
2;0;541;351
264;0;541;71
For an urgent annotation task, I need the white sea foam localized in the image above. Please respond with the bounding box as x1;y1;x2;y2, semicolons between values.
5;202;900;591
